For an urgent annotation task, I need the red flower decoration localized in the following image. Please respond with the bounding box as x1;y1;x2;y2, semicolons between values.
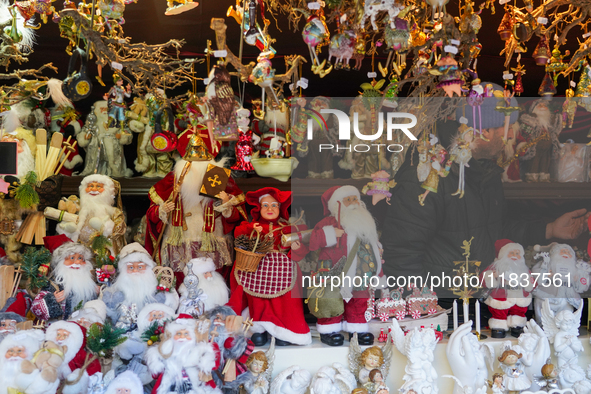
109;255;115;261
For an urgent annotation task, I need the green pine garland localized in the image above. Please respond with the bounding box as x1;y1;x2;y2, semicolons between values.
91;235;114;268
15;171;39;209
20;246;52;291
86;321;127;358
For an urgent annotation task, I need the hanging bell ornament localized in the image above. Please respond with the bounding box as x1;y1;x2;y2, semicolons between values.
538;73;557;97
497;10;513;41
533;36;551;66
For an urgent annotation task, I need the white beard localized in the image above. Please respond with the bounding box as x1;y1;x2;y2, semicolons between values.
53;262;97;307
177;160;213;210
0;358;22;385
78;190;116;227
112;270;158;310
550;251;577;271
17;142;35;179
339;202;378;244
491;256;530;277
196;272;229;311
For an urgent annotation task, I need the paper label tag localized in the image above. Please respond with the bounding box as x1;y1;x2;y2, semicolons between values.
296;79;308;89
367;72;377;78
204;78;210;85
14;333;26;341
289;83;295;91
450;39;460;46
308;2;320;9
499;0;510;4
213;50;227;58
444;45;458;54
503;73;514;80
71;311;80;318
434;12;443;19
571;80;577;87
111;62;123;71
459;116;468;124
583;32;591;39
118;39;126;44
537;17;548;25
340;14;347;23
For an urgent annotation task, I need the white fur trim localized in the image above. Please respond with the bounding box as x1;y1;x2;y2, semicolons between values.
63;369;89;394
488;318;508;330
328;186;360;216
322;226;337;248
183;341;217;370
0;331;41;361
316;322;343;334
107;370;143;393
509;315;527;328
79;174;115;194
484;296;531;310
118;252;156;271
497;243;524;260
137;303;175;332
64;154;83;170
163;291;180;313
166;318;197;335
258;194;272;203
251;321;312;345
103;219;115;237
186;257;216;275
46;321;84;364
83;300;107;322
145;345;165;375
515;296;532;307
342;322;369;333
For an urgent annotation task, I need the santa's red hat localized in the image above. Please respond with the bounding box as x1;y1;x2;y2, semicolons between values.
0;247;5;258
245;187;291;221
321;185;360;216
495;239;524;259
43;234;73;253
165;313;197;336
4;291;30;318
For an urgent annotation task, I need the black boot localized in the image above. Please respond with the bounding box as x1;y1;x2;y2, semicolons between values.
275;338;293;346
251;332;268;346
511;326;524;338
320;332;344;346
349;332;374;345
491;329;506;338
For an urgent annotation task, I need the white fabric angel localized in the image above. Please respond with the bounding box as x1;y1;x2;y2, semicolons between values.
446;321;495;394
309;363;357;394
540;298;586;389
348;332;393;385
269;366;312;394
391;318;439;394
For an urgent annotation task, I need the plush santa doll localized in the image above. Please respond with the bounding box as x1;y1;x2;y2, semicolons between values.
145;131;245;272
309;185;385;347
0;330;43;394
68;299;107;329
179;257;230;314
0;290;31;341
532;243;591;325
57;174;126;254
145;314;222;394
481;240;534;338
31;236;98;321
104;370;144;394
45;321;102;394
102;243;179;328
227;187;311;347
205;305;254;386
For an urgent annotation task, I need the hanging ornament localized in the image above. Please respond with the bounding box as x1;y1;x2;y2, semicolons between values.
532;36;551;66
328;29;357;70
165;0;198;15
458;1;482;34
497;8;513;41
431;48;463;97
231;108;256;172
511;63;525;95
575;63;591;97
538;73;557;97
563;88;577;128
227;1;275;54
546;47;570;86
299;8;332;77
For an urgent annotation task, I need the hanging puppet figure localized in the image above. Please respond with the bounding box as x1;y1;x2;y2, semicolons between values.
418;140;452;206
103;72;132;131
449;124;475;199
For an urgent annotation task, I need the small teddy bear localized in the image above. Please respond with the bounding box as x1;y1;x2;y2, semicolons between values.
20;340;66;383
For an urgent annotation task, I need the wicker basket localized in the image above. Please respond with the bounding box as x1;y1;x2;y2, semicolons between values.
234;230;265;272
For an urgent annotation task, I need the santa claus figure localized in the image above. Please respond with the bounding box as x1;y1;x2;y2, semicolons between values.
0;128;37;180
31;236;98;321
205;306;254;386
532;243;591;325
517;100;563;182
252;105;288;158
481;240;534;338
68;299;107;329
0;290;31;341
102;243;179;328
228;187;311;346
57;174;126;254
0;330;43;394
179;257;230;315
309;185;384;346
145;131;245;271
45;321;102;394
145;314;222;394
104;370;144;394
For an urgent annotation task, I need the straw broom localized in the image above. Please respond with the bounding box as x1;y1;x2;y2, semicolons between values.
41;132;64;180
35;129;46;175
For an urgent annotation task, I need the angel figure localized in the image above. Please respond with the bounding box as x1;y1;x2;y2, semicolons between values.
449;126;475;199
309;363;357;394
442;375;488;394
532;359;559;392
540;298;586;389
506;320;550;391
349;332;393;385
269;366;312;394
490;373;506;394
446;321;495;394
498;349;531;394
391;319;439;394
418;142;452;206
226;338;275;394
365;370;388;394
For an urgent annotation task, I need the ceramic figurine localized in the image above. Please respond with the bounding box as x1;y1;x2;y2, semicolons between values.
509;320;551;391
348;334;393;384
498;349;531;393
491;373;506;394
309;363;357;394
103;73;132;131
532;359;560;392
225;340;275;394
269;366;312;394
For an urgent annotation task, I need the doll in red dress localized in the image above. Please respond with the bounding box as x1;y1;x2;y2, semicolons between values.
227;187;312;346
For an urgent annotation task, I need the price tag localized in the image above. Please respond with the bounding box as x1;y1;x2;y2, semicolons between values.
213;50;227;58
444;45;458;54
499;0;510;4
111;61;123;70
71;311;80;318
204;78;210;85
571;80;577;88
297;79;308;89
434;12;443;19
14;333;26;341
450;39;460;46
308;2;320;9
118;39;126;44
537;17;548;25
367;72;377;78
340;14;347;23
583;32;591;39
502;73;514;80
289;83;295;91
459;116;468;124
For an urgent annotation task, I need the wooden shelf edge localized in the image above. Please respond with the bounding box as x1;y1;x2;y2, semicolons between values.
60;176;591;199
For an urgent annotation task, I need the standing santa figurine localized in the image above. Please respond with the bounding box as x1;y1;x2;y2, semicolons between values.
227;187;312;346
0;330;43;394
309;185;385;346
481;240;533;338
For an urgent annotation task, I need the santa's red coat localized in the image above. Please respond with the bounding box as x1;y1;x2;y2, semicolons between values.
67;347;101;376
